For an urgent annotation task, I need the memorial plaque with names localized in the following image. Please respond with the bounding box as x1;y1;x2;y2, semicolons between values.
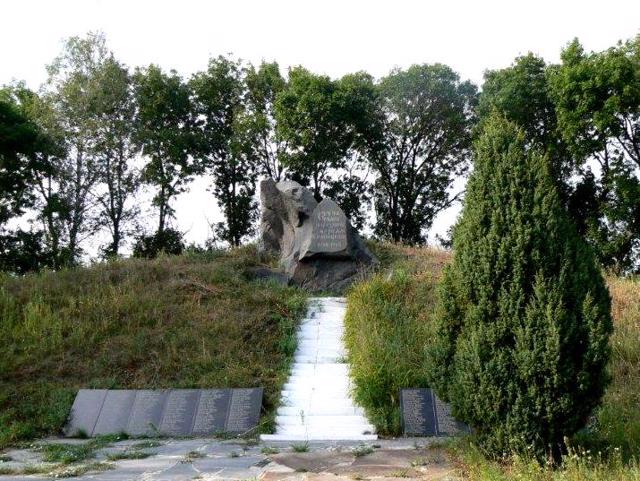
126;390;168;436
92;390;136;436
309;199;348;253
64;389;108;436
158;389;200;436
224;388;263;433
400;388;470;437
65;388;263;437
191;389;231;436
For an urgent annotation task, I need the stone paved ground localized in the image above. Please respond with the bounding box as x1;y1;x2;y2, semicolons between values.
0;438;459;481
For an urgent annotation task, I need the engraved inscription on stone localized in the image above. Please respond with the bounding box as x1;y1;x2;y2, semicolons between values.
225;388;263;433
65;388;263;438
400;388;469;437
191;389;231;436
126;390;167;436
92;390;136;436
158;390;200;436
310;199;348;253
400;388;435;436
64;389;108;436
434;395;470;435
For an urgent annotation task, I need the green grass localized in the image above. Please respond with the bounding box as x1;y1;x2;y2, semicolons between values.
345;242;640;479
291;442;310;453
344;244;450;434
39;434;126;464
0;246;306;448
106;450;154;461
352;444;374;457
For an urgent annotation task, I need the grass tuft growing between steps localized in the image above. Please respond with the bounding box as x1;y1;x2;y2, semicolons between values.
0;245;306;448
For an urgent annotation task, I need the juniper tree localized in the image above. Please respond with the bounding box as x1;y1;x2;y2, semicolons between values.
427;115;612;459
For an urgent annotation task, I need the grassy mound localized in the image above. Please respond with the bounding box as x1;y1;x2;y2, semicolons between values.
344;243;450;434
345;242;640;476
0;246;306;448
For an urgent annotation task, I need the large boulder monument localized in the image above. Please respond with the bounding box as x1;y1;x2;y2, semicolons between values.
259;179;376;291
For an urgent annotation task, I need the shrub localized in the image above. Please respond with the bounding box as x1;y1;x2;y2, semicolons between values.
427;115;612;459
132;228;184;258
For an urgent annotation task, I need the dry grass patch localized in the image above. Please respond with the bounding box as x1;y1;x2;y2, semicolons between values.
0;246;306;448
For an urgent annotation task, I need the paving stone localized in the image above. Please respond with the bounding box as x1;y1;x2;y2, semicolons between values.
149;461;200;480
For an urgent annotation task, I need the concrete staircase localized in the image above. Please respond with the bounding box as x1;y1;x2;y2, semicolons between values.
261;297;377;441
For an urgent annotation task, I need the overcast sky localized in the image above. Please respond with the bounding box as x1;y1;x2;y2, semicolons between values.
2;0;639;249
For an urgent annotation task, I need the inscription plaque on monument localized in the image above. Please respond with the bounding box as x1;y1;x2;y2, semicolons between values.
191;389;231;436
224;387;263;433
92;390;137;436
400;388;470;437
64;389;108;436
158;389;200;436
309;199;348;253
127;390;167;436
64;388;263;438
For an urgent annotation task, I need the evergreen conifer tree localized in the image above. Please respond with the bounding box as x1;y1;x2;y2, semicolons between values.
427;114;612;459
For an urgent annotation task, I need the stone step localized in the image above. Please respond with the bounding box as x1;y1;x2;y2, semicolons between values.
260;297;376;442
283;382;351;392
261;433;378;442
273;425;375;436
275;415;375;428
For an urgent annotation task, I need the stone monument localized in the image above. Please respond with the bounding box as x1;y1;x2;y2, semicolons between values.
259;179;376;291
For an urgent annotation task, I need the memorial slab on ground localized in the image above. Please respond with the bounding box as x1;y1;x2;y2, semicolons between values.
65;388;263;438
400;388;470;437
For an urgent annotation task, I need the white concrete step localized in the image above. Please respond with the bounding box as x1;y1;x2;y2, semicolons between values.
275;415;375;428
277;406;366;416
261;297;376;442
273;425;375;436
262;433;378;441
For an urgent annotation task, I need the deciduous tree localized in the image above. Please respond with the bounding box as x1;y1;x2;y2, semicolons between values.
372;64;477;244
133;64;198;237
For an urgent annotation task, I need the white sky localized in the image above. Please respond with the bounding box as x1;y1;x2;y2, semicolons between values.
2;0;639;250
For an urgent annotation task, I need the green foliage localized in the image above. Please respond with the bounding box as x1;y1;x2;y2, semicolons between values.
191;56;257;247
428;115;612;459
372;64;477;244
550;37;640;273
275;67;378;219
478;53;573;194
132;227;184;258
244;61;288;181
133;64;198;234
344;247;449;434
0;247;306;448
91;56;140;257
0;95;41;225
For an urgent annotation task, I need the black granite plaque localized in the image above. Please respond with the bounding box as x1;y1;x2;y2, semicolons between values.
126;390;168;436
64;389;108;436
191;389;231;436
158;389;200;436
224;388;263;433
65;388;263;438
92;390;136;436
310;199;348;253
400;388;469;437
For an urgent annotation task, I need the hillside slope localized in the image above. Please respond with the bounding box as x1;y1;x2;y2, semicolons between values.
347;242;640;478
0;247;306;448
